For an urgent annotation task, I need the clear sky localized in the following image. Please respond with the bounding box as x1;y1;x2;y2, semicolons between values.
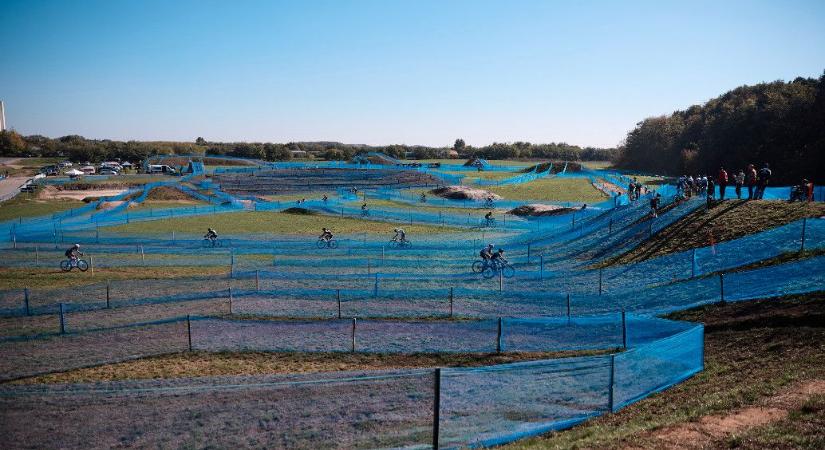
1;0;824;148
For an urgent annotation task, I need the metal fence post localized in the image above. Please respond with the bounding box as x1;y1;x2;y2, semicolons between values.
496;317;503;353
187;315;193;351
337;289;342;319
433;368;441;450
719;273;725;303
608;354;615;412
800;217;807;252
539;254;544;281
34;245;39;264
351;317;357;352
566;293;571;320
59;303;66;334
527;243;531;263
449;287;454;318
598;267;603;295
367;259;371;275
255;270;260;291
691;248;697;278
608;218;613;234
89;255;94;274
621;310;627;349
106;280;111;308
24;287;30;315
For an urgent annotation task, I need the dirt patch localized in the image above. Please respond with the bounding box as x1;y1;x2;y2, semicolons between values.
38;185;127;201
12;350;588;385
431;185;501;201
96;200;126;210
145;185;195;201
638;380;825;449
606;200;825;266
509;204;574;217
282;207;315;215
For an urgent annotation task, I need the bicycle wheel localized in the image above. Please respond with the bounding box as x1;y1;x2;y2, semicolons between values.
329;240;338;249
502;265;515;279
214;240;223;248
77;260;89;272
202;239;211;248
316;240;327;249
388;240;398;248
482;266;496;279
472;260;485;273
60;260;71;272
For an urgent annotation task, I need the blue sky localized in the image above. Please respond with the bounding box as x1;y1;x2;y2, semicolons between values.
1;0;824;148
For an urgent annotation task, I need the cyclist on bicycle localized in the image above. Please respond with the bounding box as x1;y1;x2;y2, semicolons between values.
484;211;494;226
319;228;334;242
479;243;494;266
490;248;507;269
322;194;328;202
392;228;407;243
361;203;369;215
65;244;83;262
204;228;218;242
420;193;427;203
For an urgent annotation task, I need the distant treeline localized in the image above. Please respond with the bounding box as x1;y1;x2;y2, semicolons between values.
615;72;825;184
0;132;616;165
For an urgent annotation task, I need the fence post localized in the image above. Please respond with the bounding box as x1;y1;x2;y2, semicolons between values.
621;310;627;349
187;315;193;351
230;253;235;278
59;302;66;334
255;270;260;291
12;234;16;249
367;259;371;275
566;293;571;320
496;317;503;353
374;273;379;297
498;268;503;292
608;218;613;234
24;287;30;315
648;219;653;238
351;317;357;352
719;273;725;303
800;217;807;252
34;245;39;264
171;231;175;244
433;368;441;450
381;246;385;264
691;248;697;278
140;245;145;263
598;267;603;295
228;286;233;314
608;354;615;412
449;287;454;318
89;255;94;274
106;280;111;308
337;289;342;319
539;254;544;281
527;243;531;263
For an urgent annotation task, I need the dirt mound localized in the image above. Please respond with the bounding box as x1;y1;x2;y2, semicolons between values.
509;204;574;217
96;201;125;210
281;207;315;215
145;186;195;201
431;185;501;201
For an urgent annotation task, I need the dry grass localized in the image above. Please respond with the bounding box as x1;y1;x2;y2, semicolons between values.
607;200;825;265
486;177;609;203
0;266;230;290
14;350;607;385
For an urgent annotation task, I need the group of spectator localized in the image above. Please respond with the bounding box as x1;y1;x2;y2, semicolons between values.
627;178;644;201
676;163;775;204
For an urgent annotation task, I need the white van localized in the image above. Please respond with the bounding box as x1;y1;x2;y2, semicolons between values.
147;164;177;175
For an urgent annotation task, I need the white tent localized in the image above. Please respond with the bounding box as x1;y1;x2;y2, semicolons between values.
65;169;84;177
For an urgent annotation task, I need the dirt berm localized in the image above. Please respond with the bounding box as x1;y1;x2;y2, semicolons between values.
431;185;501;201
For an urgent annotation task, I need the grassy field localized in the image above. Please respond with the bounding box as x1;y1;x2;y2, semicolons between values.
581;160;614;170
607;200;825;265
486;177;609;203
0;196;85;222
105;210;462;234
505;293;825;449
0;266;231;290
14;350;609;384
418;159;532;167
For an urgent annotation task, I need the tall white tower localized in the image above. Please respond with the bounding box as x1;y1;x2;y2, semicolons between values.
0;101;6;132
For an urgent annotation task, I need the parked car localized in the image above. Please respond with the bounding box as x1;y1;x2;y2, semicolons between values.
58;161;73;168
98;167;121;175
147;164;178;175
79;165;96;175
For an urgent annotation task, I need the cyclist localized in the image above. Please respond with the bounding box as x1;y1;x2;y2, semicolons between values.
479;243;494;268
490;248;507;269
319;228;334;242
392;228;407;243
65;243;83;263
361;203;369;215
420;193;427;203
322;194;328;203
204;228;218;243
484;211;494;226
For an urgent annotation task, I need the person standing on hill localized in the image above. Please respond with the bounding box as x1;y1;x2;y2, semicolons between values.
745;164;758;199
754;163;772;200
734;170;745;199
717;167;728;200
706;177;715;209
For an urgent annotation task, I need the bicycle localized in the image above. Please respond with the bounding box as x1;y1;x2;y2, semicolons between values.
388;238;412;248
484;217;496;228
482;260;515;279
361;209;370;217
471;259;489;273
317;238;338;249
202;238;222;248
60;258;89;272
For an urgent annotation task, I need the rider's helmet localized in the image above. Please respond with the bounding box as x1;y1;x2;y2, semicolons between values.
208;228;214;232
394;228;399;232
497;249;505;254
487;243;494;248
73;243;80;248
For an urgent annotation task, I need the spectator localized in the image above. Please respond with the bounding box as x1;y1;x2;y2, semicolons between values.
717;167;728;200
754;163;772;200
706;177;715;209
745;164;757;199
628;180;636;201
649;193;661;218
734;169;745;199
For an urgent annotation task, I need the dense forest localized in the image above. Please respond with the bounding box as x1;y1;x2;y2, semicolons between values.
615;72;825;184
0;131;616;165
